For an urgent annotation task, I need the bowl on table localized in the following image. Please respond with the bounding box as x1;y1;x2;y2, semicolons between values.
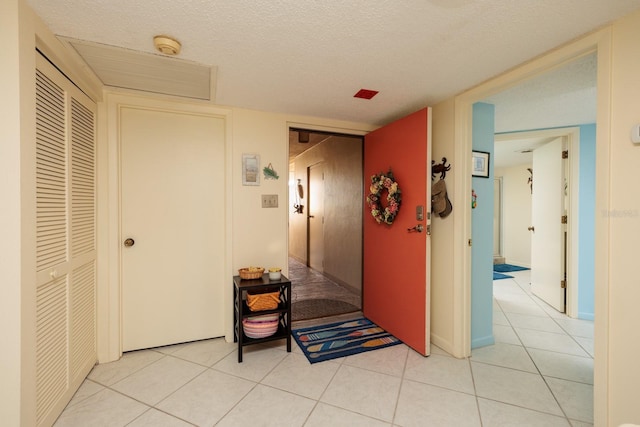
268;267;282;280
242;314;279;338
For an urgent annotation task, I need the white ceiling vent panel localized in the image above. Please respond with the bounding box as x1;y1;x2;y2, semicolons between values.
64;38;215;101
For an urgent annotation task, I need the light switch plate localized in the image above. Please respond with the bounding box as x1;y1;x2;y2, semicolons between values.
261;194;278;208
632;124;640;143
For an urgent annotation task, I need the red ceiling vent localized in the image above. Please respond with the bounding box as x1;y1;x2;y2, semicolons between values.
353;89;379;100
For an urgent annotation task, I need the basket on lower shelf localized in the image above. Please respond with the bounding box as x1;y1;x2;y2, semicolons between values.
243;314;279;338
246;290;280;311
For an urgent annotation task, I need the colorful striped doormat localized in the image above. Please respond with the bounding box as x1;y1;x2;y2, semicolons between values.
293;317;401;363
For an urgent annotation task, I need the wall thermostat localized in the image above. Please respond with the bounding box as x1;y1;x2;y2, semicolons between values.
632;124;640;144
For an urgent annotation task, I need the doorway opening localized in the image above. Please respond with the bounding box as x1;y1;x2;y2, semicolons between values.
492;125;589;317
493;176;504;264
468;51;598;422
287;128;364;324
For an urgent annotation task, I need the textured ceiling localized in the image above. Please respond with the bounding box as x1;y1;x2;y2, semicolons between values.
485;52;598;134
28;0;640;129
490;52;597;168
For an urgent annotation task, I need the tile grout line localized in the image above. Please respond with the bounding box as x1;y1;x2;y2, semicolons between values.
124;406;197;427
300;351;343;426
494;277;575;424
389;345;411;426
468;357;486;427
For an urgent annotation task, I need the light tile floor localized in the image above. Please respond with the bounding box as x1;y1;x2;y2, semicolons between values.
54;269;593;426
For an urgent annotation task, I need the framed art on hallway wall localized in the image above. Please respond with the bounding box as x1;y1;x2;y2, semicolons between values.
472;150;490;178
242;153;260;186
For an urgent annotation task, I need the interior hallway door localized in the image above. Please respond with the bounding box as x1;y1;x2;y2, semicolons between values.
531;136;566;312
121;106;226;351
363;107;431;356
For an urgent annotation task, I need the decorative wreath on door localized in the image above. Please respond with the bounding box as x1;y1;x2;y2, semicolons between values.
366;169;402;225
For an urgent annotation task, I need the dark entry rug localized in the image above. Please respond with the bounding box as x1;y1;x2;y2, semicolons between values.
291;299;360;321
293;317;401;363
494;263;530;273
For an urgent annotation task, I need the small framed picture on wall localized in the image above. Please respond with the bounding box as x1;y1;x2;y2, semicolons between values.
472;151;490;178
242;153;260;186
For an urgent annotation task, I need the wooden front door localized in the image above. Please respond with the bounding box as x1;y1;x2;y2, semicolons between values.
363;107;431;356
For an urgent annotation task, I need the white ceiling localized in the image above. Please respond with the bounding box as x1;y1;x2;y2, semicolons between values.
28;0;640;131
485;53;598;134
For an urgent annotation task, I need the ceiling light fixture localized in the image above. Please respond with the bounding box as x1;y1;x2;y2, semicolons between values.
153;35;181;56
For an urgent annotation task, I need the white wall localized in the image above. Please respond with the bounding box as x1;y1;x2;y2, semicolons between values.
606;9;640;425
495;165;532;267
430;99;458;354
0;1;31;425
230;108;292;271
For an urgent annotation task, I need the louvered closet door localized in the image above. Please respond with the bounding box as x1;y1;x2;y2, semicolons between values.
35;53;97;427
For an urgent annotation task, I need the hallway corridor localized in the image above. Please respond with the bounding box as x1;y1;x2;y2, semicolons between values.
288;257;361;322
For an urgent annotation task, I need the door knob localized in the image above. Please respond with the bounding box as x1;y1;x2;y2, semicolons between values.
527;226;535;232
407;224;424;233
124;238;135;247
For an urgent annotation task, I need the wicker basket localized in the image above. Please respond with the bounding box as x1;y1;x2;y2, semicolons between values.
243;314;279;338
246;290;280;311
239;267;264;280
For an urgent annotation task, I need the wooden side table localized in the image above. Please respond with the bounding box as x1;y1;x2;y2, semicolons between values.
233;274;292;362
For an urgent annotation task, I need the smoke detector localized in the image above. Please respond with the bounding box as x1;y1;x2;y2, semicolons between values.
153;35;181;56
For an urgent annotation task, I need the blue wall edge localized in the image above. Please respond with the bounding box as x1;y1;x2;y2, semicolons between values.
471;335;495;349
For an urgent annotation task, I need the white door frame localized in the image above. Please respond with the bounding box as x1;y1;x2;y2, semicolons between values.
493;176;503;259
97;92;233;363
453;29;611;424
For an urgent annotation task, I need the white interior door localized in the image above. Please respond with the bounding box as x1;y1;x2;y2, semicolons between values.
121;107;226;351
531;137;566;312
308;163;324;271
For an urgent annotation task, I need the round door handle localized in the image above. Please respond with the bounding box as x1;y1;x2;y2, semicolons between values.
124;238;135;247
527;226;535;232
